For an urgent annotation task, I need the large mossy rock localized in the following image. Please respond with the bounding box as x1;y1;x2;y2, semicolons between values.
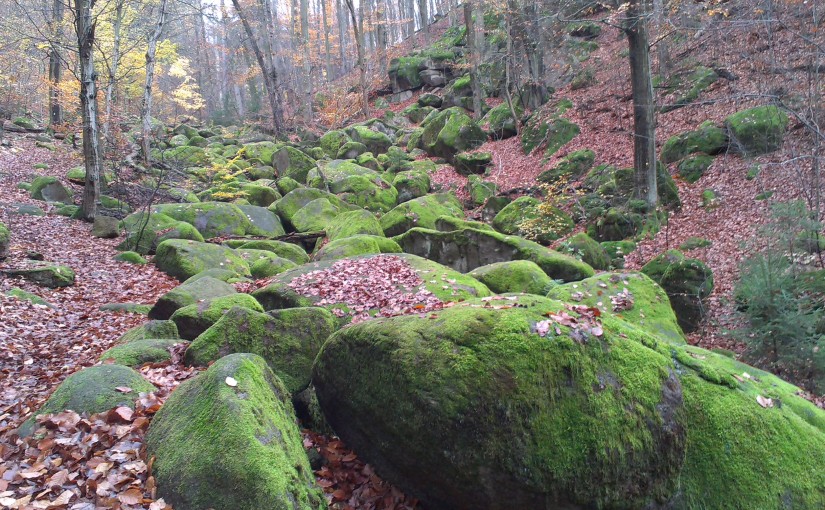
492;196;574;244
419;107;487;161
325;209;383;241
0;221;10;259
272;146;316;183
389;56;426;92
19;365;156;436
380;193;464;237
99;338;186;367
145;353;325;510
241;141;281;165
482;102;523;140
312;294;825;510
469;260;555;295
154;239;249;281
392;169;431;203
272;188;351;230
642;250;713;333
151;202;275;239
548;272;685;345
394;227;594;282
118;320;179;343
170;293;264;340
237;240;309;265
725;105;789;156
29;176;72;204
3;262;75;288
236;204;286;237
319;130;351;158
308;160;398;213
347;126;393;155
149;276;237;320
251;253;491;314
660;121;728;163
185;307;336;393
559;232;611;270
313;235;401;261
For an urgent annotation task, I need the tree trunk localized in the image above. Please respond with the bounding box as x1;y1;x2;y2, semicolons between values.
337;0;348;74
404;0;414;38
464;2;482;119
103;0;123;145
419;0;428;32
48;0;64;127
232;0;284;132
624;0;658;207
141;0;169;168
193;0;216;119
375;0;388;73
300;0;313;122
75;0;102;221
344;0;369;119
653;0;670;79
321;0;333;80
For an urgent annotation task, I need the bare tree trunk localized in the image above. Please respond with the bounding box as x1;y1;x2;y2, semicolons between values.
344;0;369;119
337;0;348;73
403;0;414;38
103;0;123;144
653;0;670;79
624;0;658;207
48;0;64;127
300;0;313;122
464;1;482;119
75;0;102;221
232;0;284;132
321;0;333;80
375;0;388;73
193;0;216;119
141;0;168;168
503;5;519;135
419;0;428;32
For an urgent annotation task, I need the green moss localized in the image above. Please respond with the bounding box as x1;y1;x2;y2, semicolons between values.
380;193;464;236
5;287;53;307
493;196;574;244
538;149;595;183
29;176;72;204
420;107;487;161
469;260;555;295
466;175;498;206
325;209;383;241
348;126;393;155
319;130;352;158
149;276;237;320
241;141;282;166
559;232;611;270
154;239;250;281
99;338;187;367
145;353;325;510
389;56;426;91
660;67;718;113
118;320;179;344
725;105;789;156
601;240;637;268
661;121;728;163
314;235;402;261
677;155;714;183
19;365;156;436
13;116;37;129
239;184;279;207
3;262;75;288
99;302;152;314
642;250;713;332
114;251;147;264
185;308;337;394
679;237;712;251
237;240;309;265
171;293;264;340
482;102;524;140
454;152;492;175
392;170;431;203
272;146;316;183
151;202;263;239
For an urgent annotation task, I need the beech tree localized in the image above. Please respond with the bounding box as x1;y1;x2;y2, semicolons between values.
141;0;169;167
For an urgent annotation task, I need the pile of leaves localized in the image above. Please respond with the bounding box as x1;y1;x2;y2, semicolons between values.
285;255;445;323
303;431;419;510
535;304;605;342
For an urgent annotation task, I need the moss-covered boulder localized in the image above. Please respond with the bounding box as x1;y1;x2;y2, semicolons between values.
548;272;685;344
313;294;825;510
559;232;611;270
3;261;75;288
5;287;53;307
394;227;594;282
483;102;523;140
291;198;341;233
118;320;179;344
272;188;349;230
145;353;325;510
588;207;643;242
309;160;398;213
252;253;491;314
150;202;271;239
325;209;383;241
319;130;351;158
241;141;281;165
237;240;309;265
13;116;37;130
170;293;264;340
272;146;316;184
492;196;574;244
185;307;336;394
393;169;431;203
642;250;713;332
348;126;393;155
99;338;186;367
725;105;789;156
677;155;714;183
466;175;498;206
154;239;249;281
454;151;492;175
380;193;464;237
601;240;637;269
469;260;555;295
29;176;72;204
239;183;280;207
19;365;156;436
389;56;426;92
661;121;728;163
314;235;402;261
0;221;9;259
419;107;487;161
149;276;237;320
236;204;286;237
538;149;595;183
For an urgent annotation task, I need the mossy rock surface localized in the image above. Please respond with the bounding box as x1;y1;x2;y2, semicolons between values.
272;146;316;184
642;250;713;332
154;239;249;281
420;107;486;161
677;155;714;183
466;175;498;206
389;56;426;92
171;293;264;340
149;276;237;320
99;338;187;367
538;149;595;183
0;221;9;259
252;253;490;314
469;260;555;295
241;141;282;165
114;251;147;265
393;170;431;203
5;287;53;307
325;209;383;242
239;184;280;207
13;116;37;130
273;188;348;230
601;240;637;268
238;240;309;265
291;198;341;233
118;212;179;255
348;126;393;155
314;235;402;261
313;294;825;510
185;307;336;394
482;102;523;140
492;196;574;244
549;272;685;344
118;320;180;344
661;122;728;163
235;205;286;237
380;193;464;237
150;202;268;239
454;152;492;175
559;232;611;270
319;130;351;158
29;176;72;204
145;353;325;510
394;227;594;282
19;365;156;436
589;207;643;242
725;105;789;156
660;67;718;114
99;302;152;314
3;262;75;288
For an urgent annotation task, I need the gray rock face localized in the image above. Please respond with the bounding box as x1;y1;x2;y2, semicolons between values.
92;215;119;239
419;69;447;87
